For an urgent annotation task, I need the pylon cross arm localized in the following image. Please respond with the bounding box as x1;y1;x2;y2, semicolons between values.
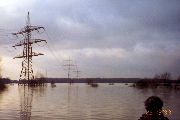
13;52;44;59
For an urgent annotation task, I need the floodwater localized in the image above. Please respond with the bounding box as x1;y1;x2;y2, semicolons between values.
0;83;179;120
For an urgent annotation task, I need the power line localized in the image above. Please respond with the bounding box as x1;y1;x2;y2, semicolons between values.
44;30;63;67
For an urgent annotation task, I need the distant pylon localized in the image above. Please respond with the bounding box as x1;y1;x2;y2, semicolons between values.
12;12;47;84
63;57;75;79
73;63;80;79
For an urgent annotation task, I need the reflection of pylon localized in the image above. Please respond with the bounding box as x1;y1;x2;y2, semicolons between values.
19;86;33;120
12;12;47;84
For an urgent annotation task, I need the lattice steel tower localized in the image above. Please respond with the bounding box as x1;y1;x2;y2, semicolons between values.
12;12;47;83
63;57;75;79
73;63;80;79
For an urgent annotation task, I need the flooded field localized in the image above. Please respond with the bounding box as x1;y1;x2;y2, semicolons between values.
0;83;179;120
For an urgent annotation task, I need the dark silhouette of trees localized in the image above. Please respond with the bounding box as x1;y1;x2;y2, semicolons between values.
153;72;171;81
153;72;171;87
160;72;171;80
177;75;180;80
0;58;7;90
134;72;174;89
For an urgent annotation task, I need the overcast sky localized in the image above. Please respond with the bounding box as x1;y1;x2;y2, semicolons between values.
0;0;180;80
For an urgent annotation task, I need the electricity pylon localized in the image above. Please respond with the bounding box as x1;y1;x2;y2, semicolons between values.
12;12;47;84
63;57;75;81
73;63;80;79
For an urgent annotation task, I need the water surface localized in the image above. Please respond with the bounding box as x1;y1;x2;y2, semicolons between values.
0;83;179;120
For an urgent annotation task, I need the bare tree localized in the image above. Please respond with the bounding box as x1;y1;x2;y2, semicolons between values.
160;72;171;80
35;72;44;79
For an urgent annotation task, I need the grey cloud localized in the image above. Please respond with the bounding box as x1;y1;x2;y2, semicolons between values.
11;0;178;50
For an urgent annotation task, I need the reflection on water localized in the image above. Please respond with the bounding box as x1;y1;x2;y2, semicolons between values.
18;86;33;120
18;85;48;120
0;84;179;120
